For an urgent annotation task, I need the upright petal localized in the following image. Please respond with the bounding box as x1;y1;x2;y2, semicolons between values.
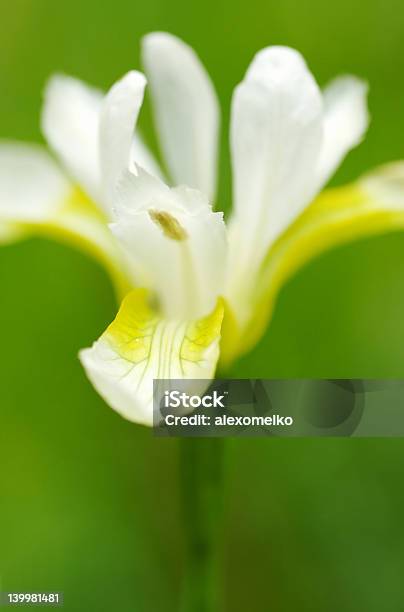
229;46;323;259
316;76;369;188
79;288;224;425
226;46;323;328
111;167;227;320
41;75;103;204
142;32;220;201
99;71;148;205
42;73;161;215
224;48;371;363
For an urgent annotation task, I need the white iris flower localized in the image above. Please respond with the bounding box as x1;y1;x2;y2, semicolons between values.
1;32;404;425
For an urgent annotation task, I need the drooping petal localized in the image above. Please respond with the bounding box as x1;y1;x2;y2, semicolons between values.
79;288;224;425
316;76;369;188
0;142;132;298
142;32;220;201
221;162;404;365
41;74;103;204
0;142;71;221
99;71;155;205
111;167;227;320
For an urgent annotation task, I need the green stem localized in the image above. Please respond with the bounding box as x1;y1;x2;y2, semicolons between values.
179;438;225;612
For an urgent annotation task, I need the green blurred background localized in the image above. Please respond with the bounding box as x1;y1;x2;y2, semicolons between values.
1;0;404;610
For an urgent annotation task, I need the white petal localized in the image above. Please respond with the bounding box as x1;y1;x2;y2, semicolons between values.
226;46;323;323
0;142;71;221
316;76;369;187
41;75;103;204
42;73;162;215
0;142;131;296
79;288;224;425
111;167;227;320
230;46;323;257
142;32;220;200
99;71;147;205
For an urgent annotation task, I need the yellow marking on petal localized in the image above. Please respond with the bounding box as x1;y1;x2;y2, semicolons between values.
181;298;224;363
219;299;241;366
149;209;188;241
101;288;224;373
103;288;158;363
80;292;224;425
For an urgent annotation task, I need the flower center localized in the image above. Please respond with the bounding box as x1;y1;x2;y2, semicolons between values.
149;209;188;241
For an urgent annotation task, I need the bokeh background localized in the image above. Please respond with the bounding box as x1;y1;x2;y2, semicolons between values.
1;0;404;610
